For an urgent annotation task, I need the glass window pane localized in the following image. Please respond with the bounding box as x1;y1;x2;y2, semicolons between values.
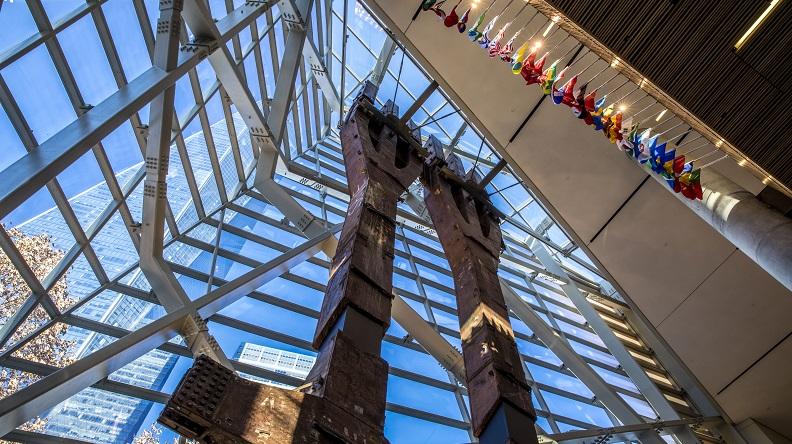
0;1;37;56
4;45;76;142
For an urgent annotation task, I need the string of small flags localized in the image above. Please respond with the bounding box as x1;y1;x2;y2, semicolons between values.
417;0;703;200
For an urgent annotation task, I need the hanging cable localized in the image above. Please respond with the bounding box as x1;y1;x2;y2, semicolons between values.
391;50;406;107
416;108;463;129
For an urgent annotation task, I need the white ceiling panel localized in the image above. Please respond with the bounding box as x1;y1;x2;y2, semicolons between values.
715;334;792;438
589;180;737;325
657;250;792;392
505;97;648;243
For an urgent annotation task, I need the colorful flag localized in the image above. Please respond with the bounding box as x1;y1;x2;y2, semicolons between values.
561;75;578;106
677;168;703;200
572;84;592;124
628;121;641;143
599;104;614;134
608;111;623;143
457;8;470;32
521;52;545;85
443;1;462;27
649;140;673;174
421;0;437;11
541;61;558;95
533;52;547;72
550;67;569;104
664;154;687;177
551;84;565;104
659;149;677;188
478;15;499;47
584;89;597;113
634;130;652;163
488;24;509;55
511;43;529;74
467;12;487;41
591;96;607;130
499;33;519;61
429;0;447;19
620;117;633;141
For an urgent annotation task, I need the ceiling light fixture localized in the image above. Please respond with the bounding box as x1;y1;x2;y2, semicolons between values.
542;22;554;37
735;0;782;50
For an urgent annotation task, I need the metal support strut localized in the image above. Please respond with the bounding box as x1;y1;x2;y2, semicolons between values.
159;83;423;443
420;137;539;444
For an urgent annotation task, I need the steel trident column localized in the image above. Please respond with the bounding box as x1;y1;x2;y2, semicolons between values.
421;138;539;444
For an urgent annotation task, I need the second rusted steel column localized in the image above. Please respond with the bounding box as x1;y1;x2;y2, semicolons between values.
421;139;539;444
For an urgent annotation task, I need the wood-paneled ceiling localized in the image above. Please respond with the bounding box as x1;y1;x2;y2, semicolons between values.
546;0;792;190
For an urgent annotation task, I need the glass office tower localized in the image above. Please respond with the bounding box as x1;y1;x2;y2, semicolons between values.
234;342;316;387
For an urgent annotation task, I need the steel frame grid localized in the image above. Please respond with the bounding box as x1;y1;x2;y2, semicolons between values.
0;0;739;443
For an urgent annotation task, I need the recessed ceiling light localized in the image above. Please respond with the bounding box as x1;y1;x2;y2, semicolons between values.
542;22;554;37
735;0;782;50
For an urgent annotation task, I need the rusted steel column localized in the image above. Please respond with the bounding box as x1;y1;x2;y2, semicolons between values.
302;82;423;441
421;138;539;444
158;83;423;443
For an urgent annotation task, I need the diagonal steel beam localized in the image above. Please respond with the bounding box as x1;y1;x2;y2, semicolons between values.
291;0;341;112
400;80;438;123
181;0;338;259
526;237;700;444
139;0;231;367
0;307;187;439
371;38;397;86
0;223;335;438
501;283;668;444
0;1;271;219
267;0;314;149
391;293;466;381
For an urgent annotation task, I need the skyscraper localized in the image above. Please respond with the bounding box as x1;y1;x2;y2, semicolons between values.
17;117;253;443
234;342;316;388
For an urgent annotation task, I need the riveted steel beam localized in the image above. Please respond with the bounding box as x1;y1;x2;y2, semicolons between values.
0;0;271;219
139;0;231;367
181;0;340;259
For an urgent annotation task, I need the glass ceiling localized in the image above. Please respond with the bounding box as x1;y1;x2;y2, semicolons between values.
0;1;709;443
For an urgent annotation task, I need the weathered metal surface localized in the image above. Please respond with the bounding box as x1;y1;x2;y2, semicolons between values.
160;83;422;443
303;331;389;432
421;137;538;443
159;354;384;444
313;89;423;348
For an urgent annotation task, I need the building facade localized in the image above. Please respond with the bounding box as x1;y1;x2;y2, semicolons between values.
234;342;317;387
